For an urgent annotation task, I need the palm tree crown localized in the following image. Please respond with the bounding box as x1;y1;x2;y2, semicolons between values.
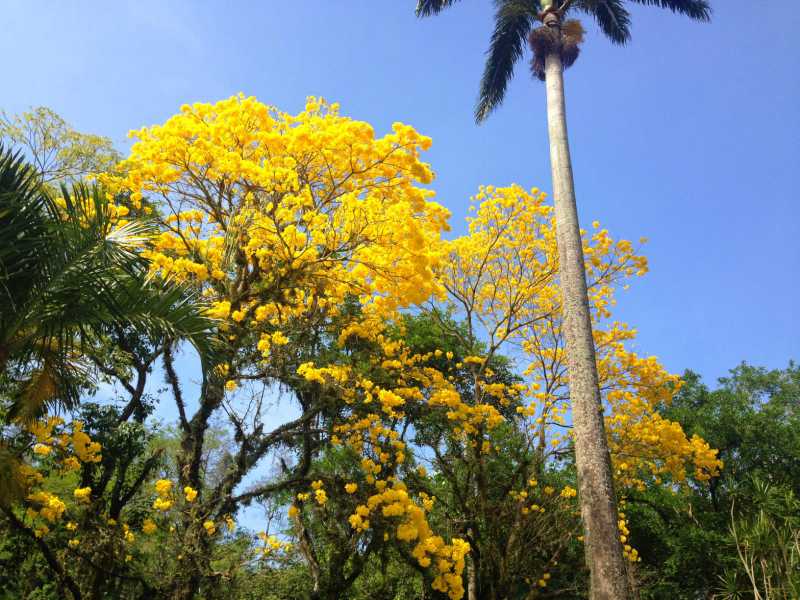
416;0;711;122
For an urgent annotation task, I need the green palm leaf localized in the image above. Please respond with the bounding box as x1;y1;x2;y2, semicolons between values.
415;0;463;17
574;0;632;44
1;144;218;418
629;0;710;20
475;0;536;123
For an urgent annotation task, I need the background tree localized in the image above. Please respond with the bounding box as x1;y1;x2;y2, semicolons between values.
626;363;800;599
414;2;712;598
0;107;120;186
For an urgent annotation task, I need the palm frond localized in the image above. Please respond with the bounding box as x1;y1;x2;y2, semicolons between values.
0;144;54;335
8;360;89;421
2;145;218;414
628;0;711;21
415;0;462;17
475;0;536;123
574;0;632;44
112;277;220;367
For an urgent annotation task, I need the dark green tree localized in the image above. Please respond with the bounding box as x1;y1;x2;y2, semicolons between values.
626;363;799;599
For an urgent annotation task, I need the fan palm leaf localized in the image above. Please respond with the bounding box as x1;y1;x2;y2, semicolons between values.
0;144;217;419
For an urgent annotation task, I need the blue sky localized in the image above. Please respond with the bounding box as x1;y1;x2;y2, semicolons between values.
3;1;797;383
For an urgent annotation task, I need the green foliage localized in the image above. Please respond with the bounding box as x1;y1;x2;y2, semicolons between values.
628;363;800;599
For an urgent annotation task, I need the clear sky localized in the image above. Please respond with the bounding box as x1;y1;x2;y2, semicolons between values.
3;0;798;387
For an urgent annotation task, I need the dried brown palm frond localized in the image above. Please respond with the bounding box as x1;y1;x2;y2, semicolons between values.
529;19;586;81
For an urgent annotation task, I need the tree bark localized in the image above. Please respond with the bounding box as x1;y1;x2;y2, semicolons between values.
467;550;478;600
541;14;630;600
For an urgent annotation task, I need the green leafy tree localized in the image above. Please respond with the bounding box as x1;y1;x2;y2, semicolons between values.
626;363;800;599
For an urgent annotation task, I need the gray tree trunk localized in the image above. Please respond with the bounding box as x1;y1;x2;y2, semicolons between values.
541;17;630;600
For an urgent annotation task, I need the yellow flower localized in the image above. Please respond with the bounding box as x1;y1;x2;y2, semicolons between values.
288;505;299;519
73;487;92;503
344;483;358;494
559;486;577;499
224;380;238;392
152;498;172;512
154;479;172;497
33;443;51;456
271;331;289;346
142;519;157;535
203;520;216;535
184;486;198;502
61;456;80;471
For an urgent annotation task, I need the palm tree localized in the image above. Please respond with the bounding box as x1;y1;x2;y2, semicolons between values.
415;1;710;599
0;144;216;501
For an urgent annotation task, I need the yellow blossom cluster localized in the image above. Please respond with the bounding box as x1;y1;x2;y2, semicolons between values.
25;417;101;470
97;94;451;360
618;511;639;562
347;480;469;600
293;336;489;600
70;421;102;463
153;479;173;511
439;184;721;490
508;479;580;517
142;519;157;535
17;418;108;538
26;491;66;522
73;486;91;503
184;486;198;502
256;532;293;557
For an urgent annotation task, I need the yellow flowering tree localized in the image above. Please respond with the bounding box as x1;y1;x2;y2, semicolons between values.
297;183;722;597
97;94;474;599
37;94;720;599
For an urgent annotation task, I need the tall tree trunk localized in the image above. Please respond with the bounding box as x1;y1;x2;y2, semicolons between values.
541;13;630;600
467;552;478;600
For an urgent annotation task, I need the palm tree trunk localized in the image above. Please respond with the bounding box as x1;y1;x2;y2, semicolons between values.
541;14;630;600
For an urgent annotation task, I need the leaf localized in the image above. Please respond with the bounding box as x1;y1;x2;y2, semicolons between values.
628;0;711;21
415;0;463;18
574;0;632;45
475;0;536;122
